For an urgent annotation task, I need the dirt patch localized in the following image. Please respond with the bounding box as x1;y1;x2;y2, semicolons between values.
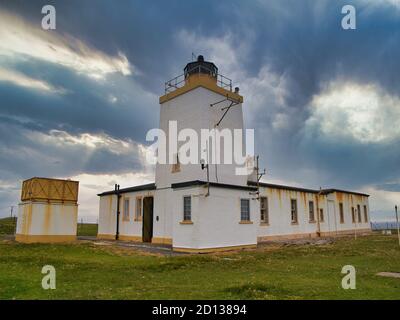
376;272;400;279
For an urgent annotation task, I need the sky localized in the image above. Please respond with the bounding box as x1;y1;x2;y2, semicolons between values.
0;0;399;222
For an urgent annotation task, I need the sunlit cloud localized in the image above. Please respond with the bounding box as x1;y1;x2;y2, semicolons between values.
0;67;65;93
62;172;155;221
0;10;132;79
306;81;400;143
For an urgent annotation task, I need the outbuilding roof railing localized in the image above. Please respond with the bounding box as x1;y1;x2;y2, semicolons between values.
165;65;232;94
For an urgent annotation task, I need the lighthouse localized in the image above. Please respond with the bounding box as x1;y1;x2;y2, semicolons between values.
97;55;371;253
151;55;258;251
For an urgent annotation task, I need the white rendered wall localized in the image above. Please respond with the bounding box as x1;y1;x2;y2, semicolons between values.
328;192;370;233
98;190;172;240
172;186;258;250
156;86;247;188
98;195;116;236
257;187;371;240
16;201;77;236
153;188;173;240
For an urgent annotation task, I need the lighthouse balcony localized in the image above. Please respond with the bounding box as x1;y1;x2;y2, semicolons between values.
164;56;233;94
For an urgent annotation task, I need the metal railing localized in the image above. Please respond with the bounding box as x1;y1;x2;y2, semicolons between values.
165;65;233;94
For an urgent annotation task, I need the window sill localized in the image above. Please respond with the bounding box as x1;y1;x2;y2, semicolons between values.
134;218;142;222
180;220;193;225
309;220;316;224
239;221;253;224
291;222;299;225
260;222;269;226
122;218;130;222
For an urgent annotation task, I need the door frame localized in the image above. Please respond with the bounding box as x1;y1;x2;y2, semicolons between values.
142;196;154;242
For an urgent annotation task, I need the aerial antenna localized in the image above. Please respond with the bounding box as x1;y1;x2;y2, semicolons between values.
191;52;197;61
200;141;210;197
210;88;241;127
249;155;266;200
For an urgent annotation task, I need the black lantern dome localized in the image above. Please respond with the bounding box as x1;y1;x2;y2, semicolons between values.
184;55;218;79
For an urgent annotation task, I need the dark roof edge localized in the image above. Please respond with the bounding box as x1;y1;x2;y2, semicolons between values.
97;183;156;196
172;180;257;191
249;181;319;194
249;181;369;197
320;189;369;197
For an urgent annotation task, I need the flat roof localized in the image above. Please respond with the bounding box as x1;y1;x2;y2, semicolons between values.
97;181;369;197
171;180;257;191
97;183;156;196
248;181;369;197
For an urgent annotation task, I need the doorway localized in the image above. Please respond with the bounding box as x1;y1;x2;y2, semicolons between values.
142;197;154;242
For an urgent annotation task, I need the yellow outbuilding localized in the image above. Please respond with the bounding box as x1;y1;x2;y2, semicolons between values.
16;177;79;243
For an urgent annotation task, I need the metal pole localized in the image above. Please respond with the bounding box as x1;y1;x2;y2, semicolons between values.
395;205;400;247
354;208;357;240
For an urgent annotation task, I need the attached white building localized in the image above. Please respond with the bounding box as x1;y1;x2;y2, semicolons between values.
97;56;370;252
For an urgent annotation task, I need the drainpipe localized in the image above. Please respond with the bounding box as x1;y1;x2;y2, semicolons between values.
115;184;121;240
315;187;322;237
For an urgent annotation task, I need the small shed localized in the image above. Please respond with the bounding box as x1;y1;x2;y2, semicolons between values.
16;177;79;243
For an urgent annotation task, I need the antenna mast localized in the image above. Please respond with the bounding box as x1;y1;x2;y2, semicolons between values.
250;155;266;200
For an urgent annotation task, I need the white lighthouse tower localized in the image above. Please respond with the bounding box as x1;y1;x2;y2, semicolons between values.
152;55;258;252
156;55;248;187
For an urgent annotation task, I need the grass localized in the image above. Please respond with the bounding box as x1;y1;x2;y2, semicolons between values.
0;217;17;235
77;223;98;236
0;233;399;299
0;217;97;237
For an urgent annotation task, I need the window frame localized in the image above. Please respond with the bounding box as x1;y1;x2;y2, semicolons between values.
135;196;142;221
351;207;355;223
308;200;315;222
339;202;344;224
260;196;269;225
123;197;130;221
290;199;298;224
240;198;251;222
183;195;192;222
363;205;368;223
357;204;362;223
319;208;324;222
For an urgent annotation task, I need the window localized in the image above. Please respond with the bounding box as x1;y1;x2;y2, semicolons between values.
339;203;344;224
260;197;269;224
357;204;362;223
135;197;142;221
363;205;368;222
319;208;324;222
309;201;315;222
240;199;250;221
123;198;130;221
291;199;298;224
183;196;191;221
171;153;181;173
351;207;355;223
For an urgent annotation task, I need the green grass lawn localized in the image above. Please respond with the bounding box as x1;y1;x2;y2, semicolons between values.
77;223;98;236
0;217;17;235
0;234;399;300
